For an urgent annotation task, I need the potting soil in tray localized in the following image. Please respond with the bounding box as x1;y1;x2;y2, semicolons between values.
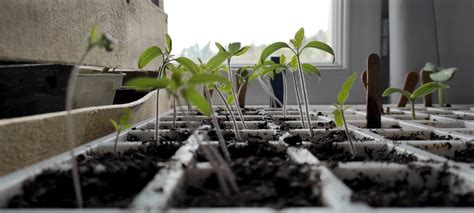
7;143;181;208
308;143;418;163
127;129;191;142
174;157;322;209
195;141;288;162
344;175;474;207
383;132;455;141
206;130;276;142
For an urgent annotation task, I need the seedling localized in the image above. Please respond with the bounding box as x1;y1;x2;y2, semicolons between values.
333;73;357;156
65;25;116;207
423;62;457;107
382;82;449;120
215;42;251;129
110;108;132;155
137;34;175;143
260;27;334;137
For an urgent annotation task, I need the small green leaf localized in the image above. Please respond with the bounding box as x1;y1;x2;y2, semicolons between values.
382;87;411;99
138;46;163;69
226;94;235;105
293;27;305;49
206;51;229;71
215;42;226;52
429;68;456;82
126;77;170;90
289;55;298;71
333;109;343;127
411;82;449;99
120;108;132;126
109;119;119;130
188;74;230;85
423;62;439;72
234;46;251;56
89;25;100;44
279;55;286;64
175;57;200;74
183;87;212;116
337;72;357;104
302;63;321;78
165;34;172;54
260;42;290;63
302;41;335;62
228;42;241;55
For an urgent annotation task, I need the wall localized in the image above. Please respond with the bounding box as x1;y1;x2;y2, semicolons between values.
0;0;167;70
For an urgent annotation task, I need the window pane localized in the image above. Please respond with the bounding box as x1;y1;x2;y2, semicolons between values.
165;0;335;64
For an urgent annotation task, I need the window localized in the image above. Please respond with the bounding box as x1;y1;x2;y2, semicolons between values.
165;0;341;66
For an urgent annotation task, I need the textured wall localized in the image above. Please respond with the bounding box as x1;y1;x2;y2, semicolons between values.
0;0;167;70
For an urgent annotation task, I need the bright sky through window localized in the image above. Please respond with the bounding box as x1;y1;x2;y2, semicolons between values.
165;0;334;64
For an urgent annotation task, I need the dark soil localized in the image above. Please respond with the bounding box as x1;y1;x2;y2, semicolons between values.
277;121;336;131
384;132;455;141
447;143;474;163
196;141;288;162
7;143;181;208
126;129;191;143
345;172;474;207
308;142;417;163
206;130;276;142
174;157;322;209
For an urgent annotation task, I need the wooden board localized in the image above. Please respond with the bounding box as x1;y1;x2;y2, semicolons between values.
366;54;382;128
397;72;419;107
420;70;433;107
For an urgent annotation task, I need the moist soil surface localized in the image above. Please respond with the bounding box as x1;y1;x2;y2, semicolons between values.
345;173;474;207
174;157;322;209
196;141;288;162
308;142;417;163
7;143;181;208
127;129;191;142
382;132;456;141
447;143;474;163
277;121;336;131
206;129;277;142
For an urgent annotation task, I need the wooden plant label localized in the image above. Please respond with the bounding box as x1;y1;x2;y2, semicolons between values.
366;54;382;128
420;70;433;107
397;72;419;107
361;70;368;92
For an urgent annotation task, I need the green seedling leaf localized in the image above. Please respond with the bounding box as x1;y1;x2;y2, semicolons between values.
206;51;229;71
228;42;241;55
337;72;357;104
382;87;412;99
165;34;172;54
188;73;230;85
89;25;100;45
98;34;116;52
184;87;212;116
302;63;321;78
227;94;235;105
109;119;119;130
234;46;251;56
333;109;343;127
293;27;305;49
411;82;449;99
175;57;200;74
302;41;335;62
120;108;132;126
138;46;163;69
126;77;170;90
429;68;457;82
260;42;290;63
280;55;286;64
215;42;226;52
423;62;439;72
289;55;298;71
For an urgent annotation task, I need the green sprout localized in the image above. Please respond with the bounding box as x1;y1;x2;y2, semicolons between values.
333;73;357;156
423;62;457;107
65;25;116;208
137;34;175;143
110;108;132;155
260;27;334;137
382;82;449;120
215;42;251;129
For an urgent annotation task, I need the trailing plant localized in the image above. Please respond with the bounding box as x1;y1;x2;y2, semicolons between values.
333;73;357;156
382;82;449;120
110;108;132;155
215;42;251;129
137;34;175;143
260;27;334;136
423;62;457;107
65;25;116;207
